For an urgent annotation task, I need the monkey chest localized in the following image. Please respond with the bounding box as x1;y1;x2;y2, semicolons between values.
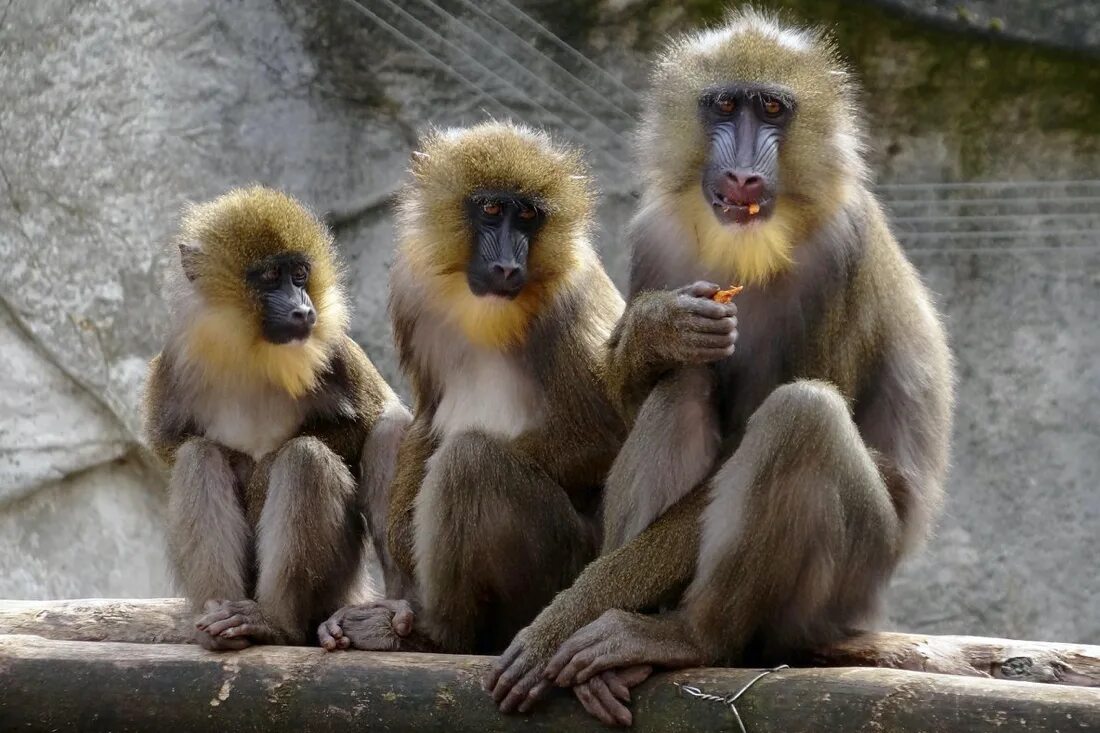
431;352;544;439
196;389;305;461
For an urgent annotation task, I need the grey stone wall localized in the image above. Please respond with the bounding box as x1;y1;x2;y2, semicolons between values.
0;0;1096;643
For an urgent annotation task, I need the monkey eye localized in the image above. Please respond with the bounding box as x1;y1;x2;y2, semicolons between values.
291;263;309;284
260;267;280;284
762;96;785;118
517;205;537;220
482;202;502;217
715;97;736;115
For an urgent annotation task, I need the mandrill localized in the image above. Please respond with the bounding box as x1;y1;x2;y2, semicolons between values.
488;10;955;726
144;186;409;650
317;122;626;656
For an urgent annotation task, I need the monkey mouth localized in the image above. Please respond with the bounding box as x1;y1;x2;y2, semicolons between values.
710;192;775;226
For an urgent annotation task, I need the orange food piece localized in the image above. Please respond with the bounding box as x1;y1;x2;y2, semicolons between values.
713;285;744;304
748;203;761;215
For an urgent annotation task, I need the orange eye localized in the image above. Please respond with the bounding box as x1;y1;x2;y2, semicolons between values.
518;206;536;220
291;264;309;282
716;97;735;115
482;202;502;216
261;267;279;283
762;97;783;117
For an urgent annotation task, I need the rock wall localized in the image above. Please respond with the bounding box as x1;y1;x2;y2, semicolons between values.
0;0;1097;642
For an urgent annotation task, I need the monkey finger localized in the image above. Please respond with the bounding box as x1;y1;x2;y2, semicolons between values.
589;675;634;727
499;669;544;714
196;607;233;630
337;636;351;650
392;607;415;637
516;679;553;714
545;633;596;683
574;681;624;728
687;331;738;350
485;642;524;692
680;296;729;320
679;281;721;299
205;613;247;637
317;618;344;650
602;671;632;702
688;315;737;334
553;645;603;687
222;623;264;639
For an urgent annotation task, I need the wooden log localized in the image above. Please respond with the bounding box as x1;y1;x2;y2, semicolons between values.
0;598;192;644
3;598;1099;689
810;631;1100;688
1;634;1098;732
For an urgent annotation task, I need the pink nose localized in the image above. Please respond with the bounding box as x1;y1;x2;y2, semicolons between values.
721;171;766;204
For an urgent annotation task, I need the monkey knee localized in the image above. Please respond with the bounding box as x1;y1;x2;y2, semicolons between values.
175;437;230;470
271;437;354;496
433;431;507;484
752;380;850;437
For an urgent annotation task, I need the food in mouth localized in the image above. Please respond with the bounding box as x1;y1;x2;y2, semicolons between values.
748;203;760;216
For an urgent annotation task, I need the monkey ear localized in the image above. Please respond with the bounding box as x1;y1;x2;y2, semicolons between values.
178;242;204;282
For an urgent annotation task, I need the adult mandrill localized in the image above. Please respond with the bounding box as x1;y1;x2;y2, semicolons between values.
145;186;409;650
318;122;626;655
489;10;954;725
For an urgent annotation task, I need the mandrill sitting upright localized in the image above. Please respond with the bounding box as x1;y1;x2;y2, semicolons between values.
144;186;409;650
488;9;955;726
318;122;626;655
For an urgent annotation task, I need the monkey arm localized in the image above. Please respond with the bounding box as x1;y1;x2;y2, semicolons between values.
855;344;953;554
384;417;436;583
143;353;195;464
487;485;707;712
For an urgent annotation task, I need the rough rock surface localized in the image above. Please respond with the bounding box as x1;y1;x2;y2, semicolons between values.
1;0;1097;644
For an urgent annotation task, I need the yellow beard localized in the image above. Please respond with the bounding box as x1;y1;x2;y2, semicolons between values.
677;190;797;285
182;290;347;398
434;272;542;349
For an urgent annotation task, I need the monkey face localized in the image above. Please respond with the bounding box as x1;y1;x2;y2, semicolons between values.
698;84;795;227
463;192;544;299
246;252;317;344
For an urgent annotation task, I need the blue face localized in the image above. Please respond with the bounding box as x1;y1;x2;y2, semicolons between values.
698;83;796;226
247;253;316;343
464;192;544;299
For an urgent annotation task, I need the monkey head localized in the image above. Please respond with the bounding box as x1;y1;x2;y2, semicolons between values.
395;122;594;349
640;9;867;283
173;186;349;396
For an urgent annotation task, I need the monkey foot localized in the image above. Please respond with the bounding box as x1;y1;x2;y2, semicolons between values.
318;599;417;652
195;599;277;650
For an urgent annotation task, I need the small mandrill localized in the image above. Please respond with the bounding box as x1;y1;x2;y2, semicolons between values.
144;186;410;650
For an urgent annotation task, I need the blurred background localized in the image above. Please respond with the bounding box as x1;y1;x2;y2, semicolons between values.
0;0;1097;644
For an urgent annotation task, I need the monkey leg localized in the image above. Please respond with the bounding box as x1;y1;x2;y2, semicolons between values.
166;437;256;651
601;366;720;553
360;402;413;599
547;380;901;688
207;436;362;646
416;431;597;654
686;379;901;658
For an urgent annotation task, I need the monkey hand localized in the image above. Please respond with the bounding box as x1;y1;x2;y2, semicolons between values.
484;624;567;715
627;282;737;368
317;599;416;652
571;666;653;727
195;599;279;650
543;609;705;725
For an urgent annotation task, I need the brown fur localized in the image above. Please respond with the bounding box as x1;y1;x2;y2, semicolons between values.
144;186;409;647
489;10;954;716
371;123;626;653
